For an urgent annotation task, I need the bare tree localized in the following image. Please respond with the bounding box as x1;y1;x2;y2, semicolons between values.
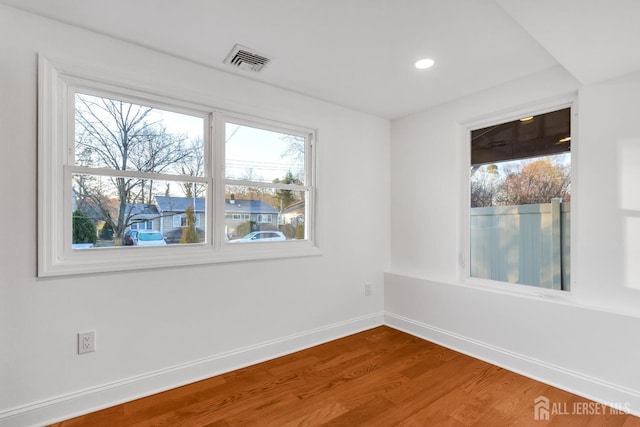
495;158;570;206
470;164;498;207
178;137;206;199
471;158;570;207
280;135;305;182
74;93;195;243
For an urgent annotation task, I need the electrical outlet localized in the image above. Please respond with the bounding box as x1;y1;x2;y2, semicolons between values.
78;331;95;354
364;283;372;296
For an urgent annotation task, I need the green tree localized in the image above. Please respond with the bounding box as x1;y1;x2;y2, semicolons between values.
179;205;200;244
273;171;301;209
72;210;97;244
99;222;114;240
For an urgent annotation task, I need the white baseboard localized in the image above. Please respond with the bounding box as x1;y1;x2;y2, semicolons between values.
384;312;640;418
7;310;637;426
1;312;384;427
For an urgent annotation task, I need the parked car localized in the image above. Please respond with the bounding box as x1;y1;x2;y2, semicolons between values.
123;229;139;246
134;230;167;246
71;243;94;249
229;231;286;243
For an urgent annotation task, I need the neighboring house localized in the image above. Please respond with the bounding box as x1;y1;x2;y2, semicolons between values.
130;196;281;241
280;200;305;228
225;197;280;237
126;203;161;231
154;196;206;243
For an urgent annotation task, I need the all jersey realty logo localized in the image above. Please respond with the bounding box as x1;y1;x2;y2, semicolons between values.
534;395;630;420
534;396;550;420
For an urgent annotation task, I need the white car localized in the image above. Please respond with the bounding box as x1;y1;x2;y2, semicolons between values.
229;231;286;243
134;230;167;246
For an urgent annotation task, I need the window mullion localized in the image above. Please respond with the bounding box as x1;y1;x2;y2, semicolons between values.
68;165;210;183
223;179;309;192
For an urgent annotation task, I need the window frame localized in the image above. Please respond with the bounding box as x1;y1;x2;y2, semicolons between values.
257;214;273;223
130;221;153;231
459;95;577;298
173;214;202;228
38;56;319;277
218;113;315;250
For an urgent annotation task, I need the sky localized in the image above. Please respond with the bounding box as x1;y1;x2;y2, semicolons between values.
225;123;304;183
146;108;304;184
75;93;304;192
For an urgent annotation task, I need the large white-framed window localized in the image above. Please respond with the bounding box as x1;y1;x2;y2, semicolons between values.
461;97;575;293
38;57;318;276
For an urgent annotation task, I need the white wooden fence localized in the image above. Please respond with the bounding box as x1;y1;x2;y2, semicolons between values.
470;199;570;290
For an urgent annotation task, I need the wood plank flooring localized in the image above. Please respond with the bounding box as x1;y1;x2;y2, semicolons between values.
51;326;640;426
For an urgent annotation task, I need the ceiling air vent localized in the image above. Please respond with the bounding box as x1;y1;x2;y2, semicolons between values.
224;44;271;72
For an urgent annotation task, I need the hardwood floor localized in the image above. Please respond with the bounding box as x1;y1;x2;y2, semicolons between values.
51;326;640;426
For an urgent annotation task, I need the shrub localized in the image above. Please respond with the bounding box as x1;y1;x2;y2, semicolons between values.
72;210;97;244
180;206;200;244
279;223;296;239
99;222;113;240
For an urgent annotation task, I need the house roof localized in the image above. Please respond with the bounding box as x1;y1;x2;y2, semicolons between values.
155;196;205;213
226;199;279;214
282;200;305;215
154;196;279;214
125;203;160;219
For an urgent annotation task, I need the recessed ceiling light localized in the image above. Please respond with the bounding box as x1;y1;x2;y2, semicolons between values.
519;116;534;122
414;58;435;70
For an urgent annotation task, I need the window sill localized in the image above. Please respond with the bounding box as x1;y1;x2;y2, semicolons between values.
39;242;322;278
461;276;574;303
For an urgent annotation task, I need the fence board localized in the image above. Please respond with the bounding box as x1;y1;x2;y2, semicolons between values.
470;201;570;290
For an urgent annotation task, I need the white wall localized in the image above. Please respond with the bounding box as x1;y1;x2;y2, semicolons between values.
0;6;389;425
387;65;640;413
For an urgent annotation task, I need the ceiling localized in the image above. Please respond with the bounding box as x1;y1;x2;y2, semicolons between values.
2;0;640;119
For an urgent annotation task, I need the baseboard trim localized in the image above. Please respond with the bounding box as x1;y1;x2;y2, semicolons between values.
384;312;640;417
1;312;384;427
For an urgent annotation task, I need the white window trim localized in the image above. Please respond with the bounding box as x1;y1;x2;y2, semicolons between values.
458;94;577;299
172;213;201;228
130;221;152;230
257;214;273;223
218;112;316;251
38;56;319;277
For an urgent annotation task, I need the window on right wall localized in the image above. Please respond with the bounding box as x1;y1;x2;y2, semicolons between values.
469;107;571;291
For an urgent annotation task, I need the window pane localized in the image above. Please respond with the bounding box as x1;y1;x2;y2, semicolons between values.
469;109;571;290
224;185;307;242
72;174;207;248
75;93;204;176
225;122;305;184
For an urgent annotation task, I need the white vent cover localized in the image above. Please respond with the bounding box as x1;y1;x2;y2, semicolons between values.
224;44;271;72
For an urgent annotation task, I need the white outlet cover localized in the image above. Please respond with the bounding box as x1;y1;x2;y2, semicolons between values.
365;283;372;296
78;331;96;354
